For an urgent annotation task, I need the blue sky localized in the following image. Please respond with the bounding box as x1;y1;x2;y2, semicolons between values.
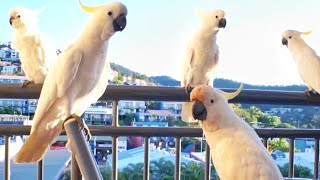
1;0;320;85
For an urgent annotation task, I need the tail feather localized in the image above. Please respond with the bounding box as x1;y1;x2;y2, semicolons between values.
181;102;197;123
14;129;57;163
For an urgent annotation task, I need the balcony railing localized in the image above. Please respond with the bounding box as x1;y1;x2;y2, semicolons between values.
1;84;320;180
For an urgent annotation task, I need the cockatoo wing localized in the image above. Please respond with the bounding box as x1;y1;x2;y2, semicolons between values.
181;46;194;87
31;46;82;132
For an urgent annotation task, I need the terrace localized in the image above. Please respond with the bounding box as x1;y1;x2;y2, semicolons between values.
1;84;320;180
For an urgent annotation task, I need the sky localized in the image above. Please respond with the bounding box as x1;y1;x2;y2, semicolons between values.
1;0;320;86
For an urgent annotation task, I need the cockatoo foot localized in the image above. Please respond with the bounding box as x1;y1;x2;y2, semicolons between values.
185;84;193;95
304;89;319;96
65;114;92;141
21;80;34;88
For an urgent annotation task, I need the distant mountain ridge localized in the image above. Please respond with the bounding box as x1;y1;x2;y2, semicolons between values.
110;62;305;91
150;76;306;91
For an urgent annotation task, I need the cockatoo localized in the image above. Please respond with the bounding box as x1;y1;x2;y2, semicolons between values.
181;9;226;122
282;30;320;96
14;1;127;163
191;85;284;180
9;6;57;87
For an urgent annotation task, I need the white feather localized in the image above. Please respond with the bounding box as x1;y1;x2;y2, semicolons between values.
14;2;128;163
9;7;56;83
282;30;320;93
192;85;284;180
181;9;225;122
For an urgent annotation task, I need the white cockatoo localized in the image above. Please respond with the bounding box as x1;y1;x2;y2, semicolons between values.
9;6;57;87
282;30;320;96
14;1;127;163
181;9;226;122
190;85;284;180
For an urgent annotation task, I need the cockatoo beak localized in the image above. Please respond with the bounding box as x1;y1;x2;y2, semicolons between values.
192;101;207;120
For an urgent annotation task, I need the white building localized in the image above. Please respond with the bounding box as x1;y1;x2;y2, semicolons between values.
0;114;30;125
0;47;19;62
83;105;113;125
160;101;182;114
266;107;303;115
1;64;22;74
136;110;180;122
0;75;31;115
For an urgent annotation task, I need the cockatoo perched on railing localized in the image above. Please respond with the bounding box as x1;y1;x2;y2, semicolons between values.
181;9;226;123
282;30;320;96
9;6;57;87
190;85;284;180
14;0;127;163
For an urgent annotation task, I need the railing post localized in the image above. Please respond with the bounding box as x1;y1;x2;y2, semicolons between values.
4;135;10;180
37;160;43;180
71;154;82;180
112;100;119;180
64;118;102;180
175;137;181;180
262;138;268;148
143;137;150;180
314;138;319;180
205;143;211;180
289;138;295;178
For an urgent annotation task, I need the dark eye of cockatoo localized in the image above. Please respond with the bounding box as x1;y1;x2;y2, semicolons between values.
17;15;21;18
289;36;292;39
210;99;214;104
108;11;112;16
215;15;218;18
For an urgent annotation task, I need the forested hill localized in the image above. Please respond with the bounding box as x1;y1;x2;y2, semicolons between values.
149;76;305;91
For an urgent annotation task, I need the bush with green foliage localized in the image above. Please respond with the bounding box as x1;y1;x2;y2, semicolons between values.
0;106;21;115
278;163;313;178
62;158;219;180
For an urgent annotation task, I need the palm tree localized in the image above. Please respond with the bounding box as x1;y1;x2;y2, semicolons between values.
150;158;175;179
181;162;204;180
118;163;144;180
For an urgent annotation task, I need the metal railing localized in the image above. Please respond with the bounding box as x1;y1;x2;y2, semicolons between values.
1;84;320;180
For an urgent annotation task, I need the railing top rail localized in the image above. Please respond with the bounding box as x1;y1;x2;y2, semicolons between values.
1;84;320;106
1;125;320;138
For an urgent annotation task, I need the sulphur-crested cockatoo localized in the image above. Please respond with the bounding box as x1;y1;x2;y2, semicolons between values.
282;30;320;96
191;85;283;180
9;6;57;87
181;9;226;122
14;1;127;163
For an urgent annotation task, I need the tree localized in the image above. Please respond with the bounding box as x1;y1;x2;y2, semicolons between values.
119;112;135;126
146;101;161;110
247;106;263;121
181;162;205;180
276;123;294;128
0;106;21;115
231;104;257;124
278;163;312;178
150;158;175;179
269;138;289;152
258;114;281;127
118;163;144;179
310;114;320;128
113;74;123;85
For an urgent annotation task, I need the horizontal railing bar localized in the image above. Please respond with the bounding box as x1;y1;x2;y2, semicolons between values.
2;126;320;138
0;84;320;105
